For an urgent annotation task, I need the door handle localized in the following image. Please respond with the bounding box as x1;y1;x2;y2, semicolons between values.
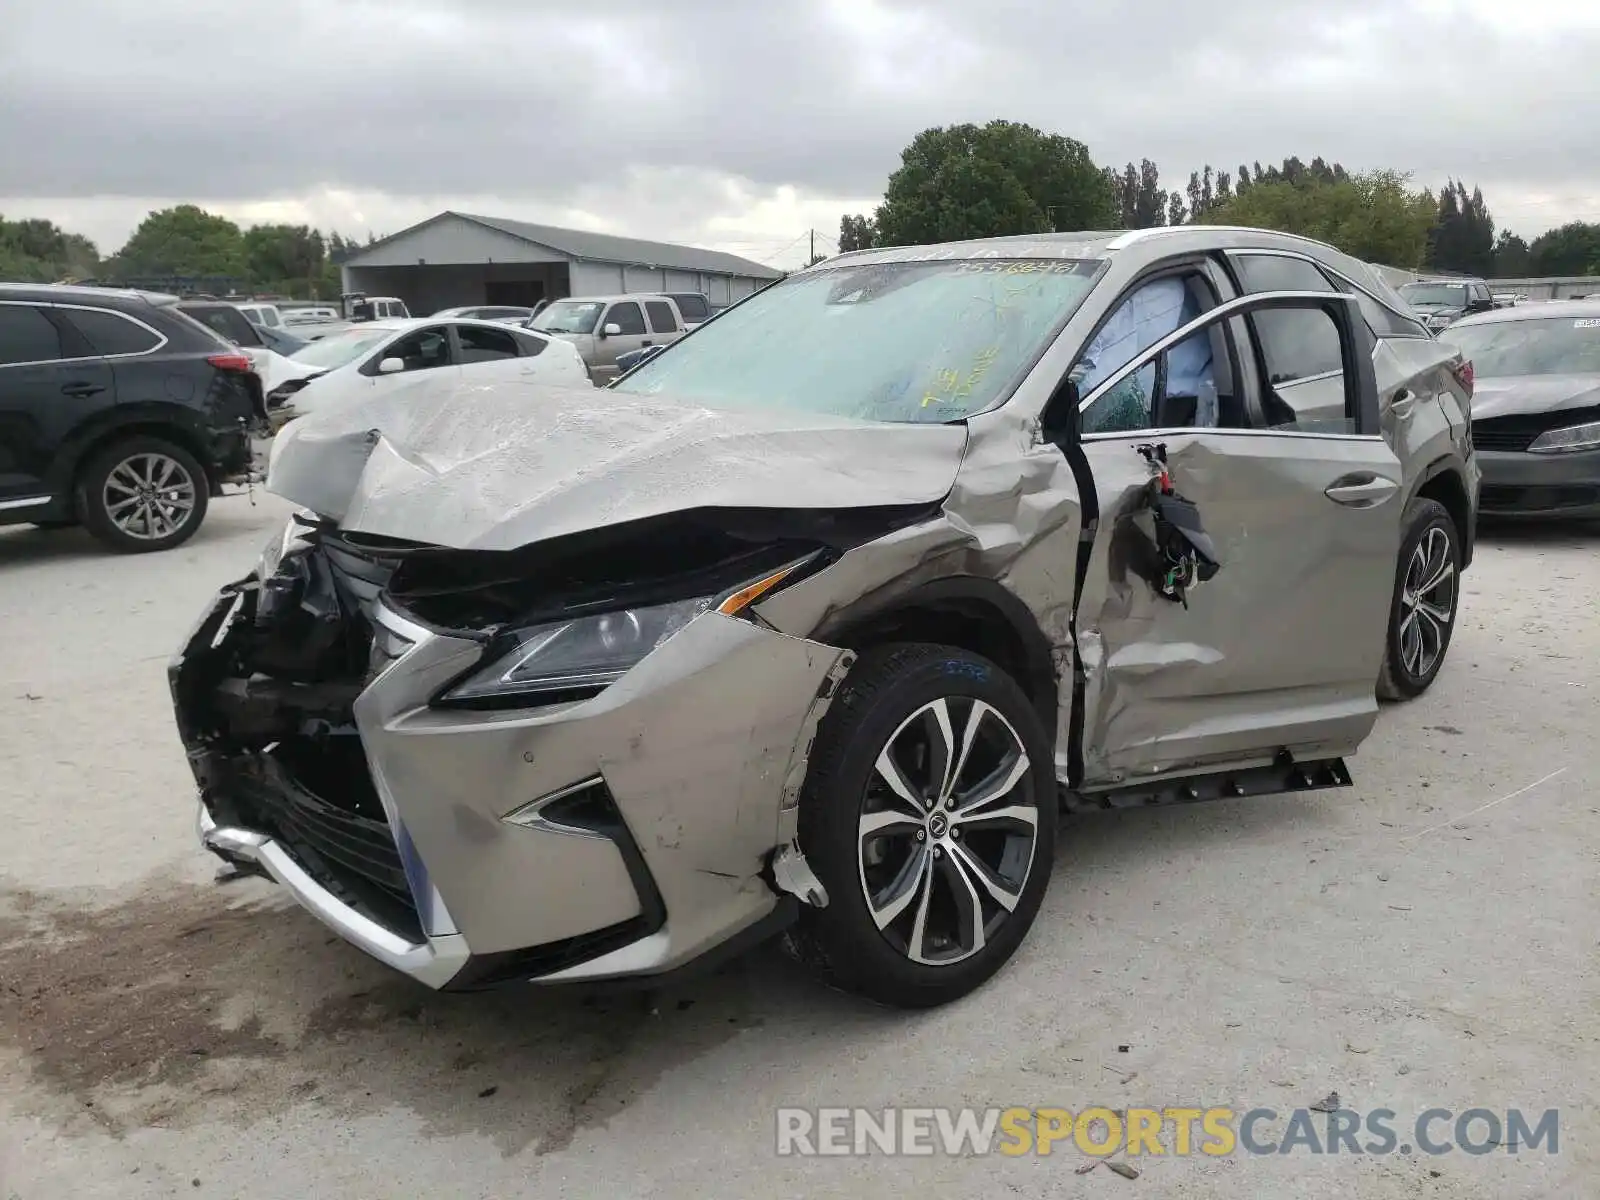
1324;473;1400;507
1389;388;1415;418
61;382;105;398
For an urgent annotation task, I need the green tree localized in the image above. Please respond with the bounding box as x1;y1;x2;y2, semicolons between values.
1428;181;1495;275
871;120;1116;246
0;217;99;281
242;223;326;291
1492;231;1530;277
838;213;876;251
1526;222;1600;276
108;205;246;279
1199;169;1436;266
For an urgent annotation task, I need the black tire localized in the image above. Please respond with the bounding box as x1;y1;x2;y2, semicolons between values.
1377;497;1461;700
783;643;1058;1008
76;436;209;554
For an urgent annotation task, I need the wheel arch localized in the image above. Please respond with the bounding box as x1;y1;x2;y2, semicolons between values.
1413;456;1473;569
58;412;217;505
811;576;1061;755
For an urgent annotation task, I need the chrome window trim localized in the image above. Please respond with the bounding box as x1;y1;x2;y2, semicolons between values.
1082;426;1382;445
1224;248;1428;335
0;298;169;370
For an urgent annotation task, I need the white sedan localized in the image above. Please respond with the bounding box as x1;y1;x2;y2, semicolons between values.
266;317;591;421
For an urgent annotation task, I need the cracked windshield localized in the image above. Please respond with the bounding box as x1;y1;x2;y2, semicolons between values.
612;259;1100;422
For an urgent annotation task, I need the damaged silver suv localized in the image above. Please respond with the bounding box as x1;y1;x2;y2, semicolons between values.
170;227;1478;1008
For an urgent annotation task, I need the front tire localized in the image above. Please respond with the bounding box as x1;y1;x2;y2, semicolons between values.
77;437;209;554
784;643;1058;1007
1377;497;1460;700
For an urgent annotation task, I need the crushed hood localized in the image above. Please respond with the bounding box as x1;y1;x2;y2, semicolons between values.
1470;374;1600;420
264;376;969;551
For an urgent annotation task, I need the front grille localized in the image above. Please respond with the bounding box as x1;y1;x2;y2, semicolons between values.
1472;404;1600;453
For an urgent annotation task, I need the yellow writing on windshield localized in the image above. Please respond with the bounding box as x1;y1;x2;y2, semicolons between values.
922;346;1001;406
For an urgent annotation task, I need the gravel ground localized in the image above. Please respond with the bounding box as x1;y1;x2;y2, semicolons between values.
1;494;1596;1199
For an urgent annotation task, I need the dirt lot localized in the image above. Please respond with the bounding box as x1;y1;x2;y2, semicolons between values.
1;494;1596;1199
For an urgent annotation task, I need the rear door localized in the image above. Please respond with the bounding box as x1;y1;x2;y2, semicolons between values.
593;301;651;381
0;302;114;508
1070;290;1403;788
643;299;682;346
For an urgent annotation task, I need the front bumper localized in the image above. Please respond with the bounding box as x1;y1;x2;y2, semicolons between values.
170;566;849;990
1476;447;1600;518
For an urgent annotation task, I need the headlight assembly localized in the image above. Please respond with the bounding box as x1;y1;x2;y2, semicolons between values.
436;559;807;707
257;512;315;579
1528;419;1600;454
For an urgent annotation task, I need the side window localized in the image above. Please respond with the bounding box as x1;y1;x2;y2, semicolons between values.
61;308;162;356
381;327;452;373
673;294;710;322
0;305;63;366
1076;276;1219;435
1229;255;1344;383
456;324;519;364
262;310;282;327
512;332;548;357
1247;305;1354;433
644;300;679;334
607;302;646;335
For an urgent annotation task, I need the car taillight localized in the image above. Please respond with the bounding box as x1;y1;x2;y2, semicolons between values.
1451;358;1474;395
207;352;255;373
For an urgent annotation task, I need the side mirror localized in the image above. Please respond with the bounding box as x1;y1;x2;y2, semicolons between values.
602;323;622;338
378;357;405;375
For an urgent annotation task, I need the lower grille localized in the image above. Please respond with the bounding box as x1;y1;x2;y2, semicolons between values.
1481;484;1600;513
235;746;422;943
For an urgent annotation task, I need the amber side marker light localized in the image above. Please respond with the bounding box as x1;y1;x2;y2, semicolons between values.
717;564;802;616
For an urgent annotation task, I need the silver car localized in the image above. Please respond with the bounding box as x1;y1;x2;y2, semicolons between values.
170;227;1478;1008
1444;299;1600;519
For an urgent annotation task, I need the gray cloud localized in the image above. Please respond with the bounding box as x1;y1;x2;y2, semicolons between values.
2;0;1598;247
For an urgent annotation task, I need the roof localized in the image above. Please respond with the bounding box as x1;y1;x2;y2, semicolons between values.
347;211;783;280
0;282;177;307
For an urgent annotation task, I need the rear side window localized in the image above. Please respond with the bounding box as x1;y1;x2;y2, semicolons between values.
182;305;260;347
60;308;162;357
512;332;547;357
645;300;679;334
1230;255;1344;381
607;302;646;335
0;305;63;365
670;293;710;322
456;324;519;363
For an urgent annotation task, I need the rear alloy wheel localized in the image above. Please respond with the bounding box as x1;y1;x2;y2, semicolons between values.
785;643;1057;1007
1378;497;1460;699
78;437;210;553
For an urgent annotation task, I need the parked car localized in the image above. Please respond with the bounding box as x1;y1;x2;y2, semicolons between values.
1398;278;1496;331
0;284;265;551
529;294;687;382
1442;300;1600;518
345;295;409;322
177;301;308;396
430;305;538;325
264;316;589;420
171;226;1476;1008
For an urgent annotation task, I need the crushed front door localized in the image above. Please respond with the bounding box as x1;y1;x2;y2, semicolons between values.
1069;291;1405;789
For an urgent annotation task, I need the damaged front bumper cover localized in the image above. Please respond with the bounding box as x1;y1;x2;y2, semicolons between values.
170;570;849;991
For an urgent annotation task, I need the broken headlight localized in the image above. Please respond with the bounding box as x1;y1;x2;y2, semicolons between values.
257;512;315;580
436;560;806;707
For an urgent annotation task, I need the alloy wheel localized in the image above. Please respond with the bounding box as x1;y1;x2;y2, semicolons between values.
857;697;1041;967
1398;525;1457;680
102;452;198;542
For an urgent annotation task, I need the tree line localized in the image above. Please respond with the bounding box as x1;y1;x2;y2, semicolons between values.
0;204;384;297
835;121;1600;278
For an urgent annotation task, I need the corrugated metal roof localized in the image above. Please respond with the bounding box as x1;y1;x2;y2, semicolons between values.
348;211;782;279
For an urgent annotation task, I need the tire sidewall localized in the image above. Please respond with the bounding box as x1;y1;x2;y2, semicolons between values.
1383;499;1459;697
798;645;1058;1006
78;437;210;554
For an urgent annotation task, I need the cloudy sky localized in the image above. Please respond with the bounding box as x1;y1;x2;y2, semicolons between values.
3;0;1599;270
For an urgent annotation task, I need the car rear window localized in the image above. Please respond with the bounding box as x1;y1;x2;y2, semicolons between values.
60;308;163;356
670;293;711;321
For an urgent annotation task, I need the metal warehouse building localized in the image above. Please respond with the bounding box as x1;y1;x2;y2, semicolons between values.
338;211;782;314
